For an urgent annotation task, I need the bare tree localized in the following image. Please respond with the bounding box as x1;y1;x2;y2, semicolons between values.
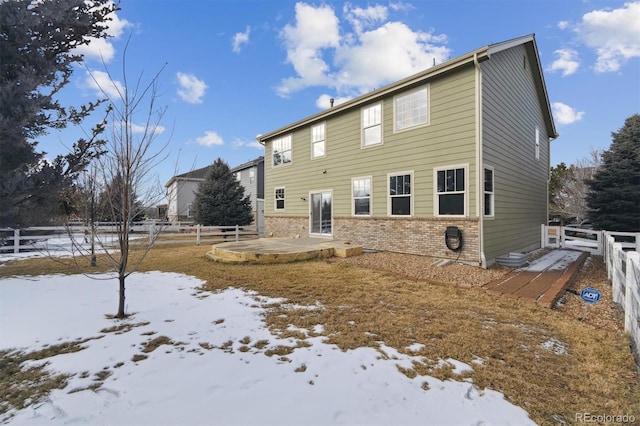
550;148;601;223
60;40;170;318
76;164;101;267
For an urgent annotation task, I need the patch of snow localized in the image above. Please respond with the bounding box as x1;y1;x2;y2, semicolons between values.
406;342;426;353
0;272;536;425
446;358;474;375
522;250;582;272
471;356;485;366
541;339;568;355
0;234;145;263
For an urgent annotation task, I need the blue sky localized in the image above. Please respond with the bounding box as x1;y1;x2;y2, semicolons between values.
43;0;639;195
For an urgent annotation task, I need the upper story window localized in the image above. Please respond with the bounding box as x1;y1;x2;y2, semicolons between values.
535;126;541;160
484;167;494;217
235;171;241;181
249;168;255;184
394;86;428;131
388;172;412;216
362;103;382;147
435;166;466;216
352;177;372;216
187;203;194;218
274;187;285;211
311;123;326;159
273;135;292;167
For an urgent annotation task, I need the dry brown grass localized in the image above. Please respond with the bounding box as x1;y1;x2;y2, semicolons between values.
0;341;89;419
1;243;639;425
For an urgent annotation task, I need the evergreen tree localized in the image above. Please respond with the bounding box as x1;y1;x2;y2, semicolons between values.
586;114;640;231
0;0;115;226
193;158;253;226
97;173;145;222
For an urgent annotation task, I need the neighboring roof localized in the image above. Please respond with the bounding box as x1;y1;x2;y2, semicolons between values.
230;156;264;173
165;156;264;187
257;34;557;143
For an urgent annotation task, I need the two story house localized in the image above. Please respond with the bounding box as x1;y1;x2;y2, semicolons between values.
165;156;265;233
257;34;557;267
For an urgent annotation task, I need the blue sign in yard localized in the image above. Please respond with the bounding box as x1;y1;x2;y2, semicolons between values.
580;287;601;304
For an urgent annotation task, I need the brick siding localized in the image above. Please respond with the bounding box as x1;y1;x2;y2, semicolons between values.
265;216;479;264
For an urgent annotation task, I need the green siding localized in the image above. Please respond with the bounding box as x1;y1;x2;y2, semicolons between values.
481;45;550;261
264;65;478;220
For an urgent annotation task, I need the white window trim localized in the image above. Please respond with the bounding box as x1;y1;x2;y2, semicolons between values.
434;164;469;217
387;171;414;217
393;85;430;133
274;187;285;212
351;176;373;217
484;165;495;219
272;134;293;168
361;102;383;148
311;122;326;160
535;126;540;160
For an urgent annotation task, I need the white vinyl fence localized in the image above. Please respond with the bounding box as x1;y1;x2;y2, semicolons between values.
603;232;640;362
0;222;259;254
543;225;640;361
541;225;604;255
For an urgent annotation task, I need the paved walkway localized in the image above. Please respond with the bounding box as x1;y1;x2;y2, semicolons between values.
483;249;589;308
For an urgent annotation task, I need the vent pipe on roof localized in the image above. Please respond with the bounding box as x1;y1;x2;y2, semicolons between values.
330;98;334;107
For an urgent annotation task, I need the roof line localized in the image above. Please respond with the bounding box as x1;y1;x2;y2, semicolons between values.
257;33;557;143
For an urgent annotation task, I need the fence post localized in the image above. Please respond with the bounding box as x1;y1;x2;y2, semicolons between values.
13;229;19;254
596;230;604;256
196;224;201;245
235;224;239;241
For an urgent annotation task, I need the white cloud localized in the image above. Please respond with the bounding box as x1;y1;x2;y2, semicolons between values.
277;2;341;97
277;2;450;98
233;138;264;150
84;69;124;99
176;72;208;104
548;49;580;76
315;94;352;109
389;1;414;12
552;102;585;125
74;2;132;63
334;22;449;93
232;26;251;53
343;3;388;34
557;20;570;30
574;1;640;72
196;131;224;147
130;122;166;135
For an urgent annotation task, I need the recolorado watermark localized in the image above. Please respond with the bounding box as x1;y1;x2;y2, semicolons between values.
576;413;636;423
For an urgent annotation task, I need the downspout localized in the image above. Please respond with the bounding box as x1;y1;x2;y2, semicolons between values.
474;53;487;268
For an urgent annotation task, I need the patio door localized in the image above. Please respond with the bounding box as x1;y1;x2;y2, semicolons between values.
310;191;332;236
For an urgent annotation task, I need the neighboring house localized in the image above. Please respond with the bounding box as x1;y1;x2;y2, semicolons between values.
165;157;265;232
257;34;557;267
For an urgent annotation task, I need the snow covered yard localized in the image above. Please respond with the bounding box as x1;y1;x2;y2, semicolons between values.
0;272;535;425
